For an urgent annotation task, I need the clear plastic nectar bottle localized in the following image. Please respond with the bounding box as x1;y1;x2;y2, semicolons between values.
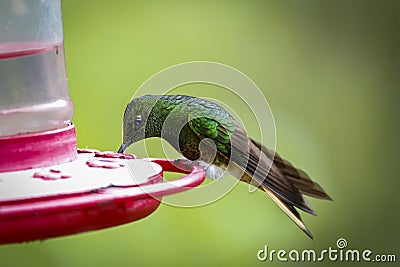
0;0;73;137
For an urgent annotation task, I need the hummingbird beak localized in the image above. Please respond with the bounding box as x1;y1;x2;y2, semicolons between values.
117;143;128;153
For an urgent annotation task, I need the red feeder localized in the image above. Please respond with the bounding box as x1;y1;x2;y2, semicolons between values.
0;0;205;244
0;149;205;244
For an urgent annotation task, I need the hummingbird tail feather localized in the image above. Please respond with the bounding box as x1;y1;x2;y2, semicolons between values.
250;139;332;201
245;139;316;214
261;185;314;240
270;151;332;201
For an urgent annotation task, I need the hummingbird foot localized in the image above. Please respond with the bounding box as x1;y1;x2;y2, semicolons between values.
173;158;193;171
173;158;225;180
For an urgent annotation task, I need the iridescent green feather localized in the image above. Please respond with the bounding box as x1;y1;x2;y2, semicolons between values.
186;98;235;155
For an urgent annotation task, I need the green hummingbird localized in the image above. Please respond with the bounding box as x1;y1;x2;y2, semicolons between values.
118;94;331;239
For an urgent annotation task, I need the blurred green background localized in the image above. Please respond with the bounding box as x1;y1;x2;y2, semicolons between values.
1;0;399;266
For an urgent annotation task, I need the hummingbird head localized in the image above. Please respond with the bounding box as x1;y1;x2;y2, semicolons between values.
118;95;163;153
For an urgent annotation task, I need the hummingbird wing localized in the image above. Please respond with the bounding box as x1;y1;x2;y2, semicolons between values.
228;125;317;214
188;111;329;238
251;139;332;201
188;113;315;213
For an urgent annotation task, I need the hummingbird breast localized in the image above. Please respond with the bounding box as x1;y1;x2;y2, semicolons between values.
177;124;202;160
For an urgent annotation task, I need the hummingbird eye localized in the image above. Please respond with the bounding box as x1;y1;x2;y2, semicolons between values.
134;115;143;128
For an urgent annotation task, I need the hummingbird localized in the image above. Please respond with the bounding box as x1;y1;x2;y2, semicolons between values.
118;94;331;239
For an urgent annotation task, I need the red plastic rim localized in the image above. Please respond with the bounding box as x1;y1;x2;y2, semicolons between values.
0;158;205;244
0;124;77;173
